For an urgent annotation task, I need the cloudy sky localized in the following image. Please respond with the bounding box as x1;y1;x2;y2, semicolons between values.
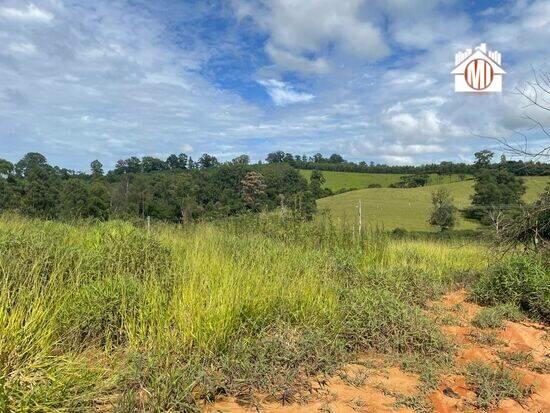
1;0;550;170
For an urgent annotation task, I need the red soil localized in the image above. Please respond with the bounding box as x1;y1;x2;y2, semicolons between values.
206;290;549;412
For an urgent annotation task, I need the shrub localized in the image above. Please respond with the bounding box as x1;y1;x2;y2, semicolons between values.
471;254;549;322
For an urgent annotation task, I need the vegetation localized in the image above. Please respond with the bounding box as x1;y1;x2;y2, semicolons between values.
471;254;550;322
466;167;526;222
472;304;524;329
299;169;471;192
0;214;487;411
0;153;316;222
269;150;550;176
465;362;533;409
428;188;458;231
317;177;547;231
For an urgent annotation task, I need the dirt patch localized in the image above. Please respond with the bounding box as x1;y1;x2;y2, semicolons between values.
428;289;550;413
205;365;418;412
206;290;549;413
499;322;549;362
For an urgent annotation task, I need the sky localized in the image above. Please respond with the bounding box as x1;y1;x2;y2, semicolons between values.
1;0;550;171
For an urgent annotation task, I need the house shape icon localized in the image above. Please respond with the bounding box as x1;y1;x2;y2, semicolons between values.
451;43;505;92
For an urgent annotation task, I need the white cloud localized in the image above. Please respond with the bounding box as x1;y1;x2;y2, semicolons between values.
0;3;53;23
258;79;315;106
7;42;37;55
180;143;193;153
2;0;550;167
234;0;389;74
265;44;330;74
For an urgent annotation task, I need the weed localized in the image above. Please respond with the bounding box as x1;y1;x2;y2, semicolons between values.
497;351;533;367
465;362;533;409
471;254;550;322
472;304;524;329
468;331;505;346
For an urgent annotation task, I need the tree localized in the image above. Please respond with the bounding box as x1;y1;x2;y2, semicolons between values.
266;151;285;163
467;168;526;221
60;179;90;218
240;171;266;211
166;154;180;170
15;152;48;177
232;154;250;165
309;170;326;198
312;153;325;163
428;188;457;231
289;191;316;220
391;174;429;188
141;156;166;173
490;70;550;160
0;159;13;177
474;150;494;168
472;169;525;207
328;153;345;163
126;157;142;173
90;160;104;177
198;153;218;169
20;163;60;218
88;181;110;220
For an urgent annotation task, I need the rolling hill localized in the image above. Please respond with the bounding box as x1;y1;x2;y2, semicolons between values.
317;176;549;232
299;169;471;191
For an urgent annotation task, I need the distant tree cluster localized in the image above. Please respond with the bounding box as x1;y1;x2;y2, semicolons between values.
390;174;430;188
0;153;316;222
265;150;550;176
466;150;527;223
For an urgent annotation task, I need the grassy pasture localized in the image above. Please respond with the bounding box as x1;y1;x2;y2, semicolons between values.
0;214;487;411
318;176;549;231
299;169;471;191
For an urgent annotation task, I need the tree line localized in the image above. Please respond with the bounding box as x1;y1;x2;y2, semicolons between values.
265;150;550;176
0;153;317;222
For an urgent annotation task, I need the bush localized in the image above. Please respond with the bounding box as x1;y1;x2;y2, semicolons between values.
368;183;382;188
471;255;549;322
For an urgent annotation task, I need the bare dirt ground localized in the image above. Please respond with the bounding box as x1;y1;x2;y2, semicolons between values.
205;290;550;413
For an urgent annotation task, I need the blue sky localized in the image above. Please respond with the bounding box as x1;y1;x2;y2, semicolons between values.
1;0;550;170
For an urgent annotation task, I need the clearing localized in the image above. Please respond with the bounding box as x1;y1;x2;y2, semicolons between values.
317;176;549;231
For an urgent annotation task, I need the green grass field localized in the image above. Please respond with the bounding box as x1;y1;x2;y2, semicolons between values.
0;214;488;411
317;176;549;231
299;169;471;191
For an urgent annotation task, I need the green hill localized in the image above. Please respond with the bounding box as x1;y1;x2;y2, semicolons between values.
299;169;471;191
317;176;549;232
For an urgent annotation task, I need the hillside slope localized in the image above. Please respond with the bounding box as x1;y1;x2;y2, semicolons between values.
317;176;549;231
300;170;471;191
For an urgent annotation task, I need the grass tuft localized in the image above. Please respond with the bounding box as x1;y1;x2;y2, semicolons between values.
472;303;524;329
465;362;533;409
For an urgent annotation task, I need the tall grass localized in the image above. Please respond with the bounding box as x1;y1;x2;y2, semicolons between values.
0;213;488;411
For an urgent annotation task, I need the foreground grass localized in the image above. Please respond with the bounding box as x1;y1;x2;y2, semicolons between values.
0;214;488;411
318;176;549;231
